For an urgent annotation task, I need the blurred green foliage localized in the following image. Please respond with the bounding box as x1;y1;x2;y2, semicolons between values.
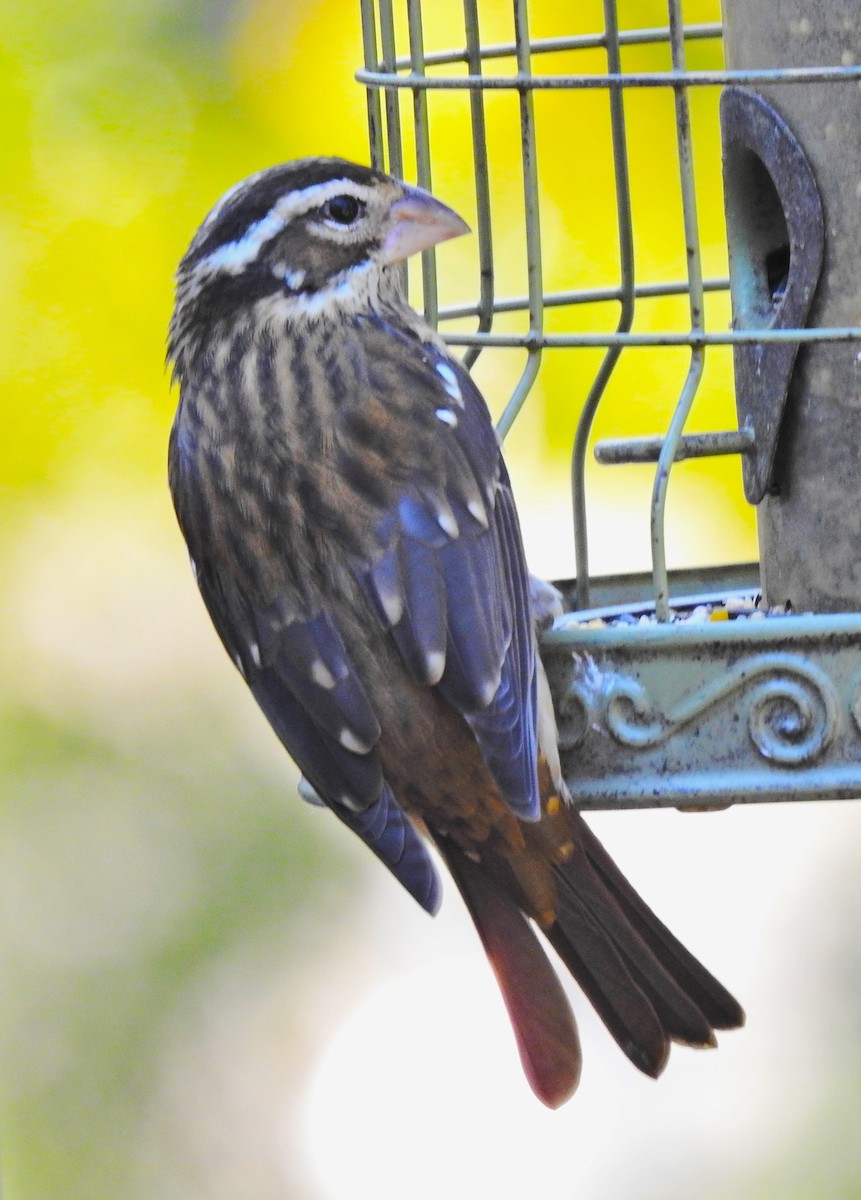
1;0;374;1194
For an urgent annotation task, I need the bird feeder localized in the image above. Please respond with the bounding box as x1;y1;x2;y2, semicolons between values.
357;0;861;812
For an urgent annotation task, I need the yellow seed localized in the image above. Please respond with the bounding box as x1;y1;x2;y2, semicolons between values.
546;795;561;815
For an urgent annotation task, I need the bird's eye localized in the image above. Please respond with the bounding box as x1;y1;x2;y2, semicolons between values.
322;195;363;225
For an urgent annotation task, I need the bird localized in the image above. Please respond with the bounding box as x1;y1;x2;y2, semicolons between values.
168;156;744;1108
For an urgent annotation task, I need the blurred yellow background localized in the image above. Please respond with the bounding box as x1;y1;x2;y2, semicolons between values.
3;1;861;1198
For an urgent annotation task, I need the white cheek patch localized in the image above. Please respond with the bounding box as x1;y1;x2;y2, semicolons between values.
256;258;378;322
282;268;307;291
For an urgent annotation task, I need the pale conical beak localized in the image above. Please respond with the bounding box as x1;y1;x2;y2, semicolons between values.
380;183;470;265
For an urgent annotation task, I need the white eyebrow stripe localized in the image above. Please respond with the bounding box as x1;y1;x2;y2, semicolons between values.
198;210;288;274
196;178;377;276
275;178;376;220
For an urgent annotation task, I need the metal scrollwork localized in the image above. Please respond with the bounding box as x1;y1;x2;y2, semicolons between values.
603;677;665;748
598;652;839;766
555;653;605;750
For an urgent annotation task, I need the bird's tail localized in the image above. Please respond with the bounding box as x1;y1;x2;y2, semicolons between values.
439;814;743;1108
442;840;582;1108
547;812;744;1077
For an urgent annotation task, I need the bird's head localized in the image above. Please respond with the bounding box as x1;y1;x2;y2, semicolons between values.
169;157;469;370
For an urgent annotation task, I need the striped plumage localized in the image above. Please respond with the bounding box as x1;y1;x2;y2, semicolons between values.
168;157;743;1107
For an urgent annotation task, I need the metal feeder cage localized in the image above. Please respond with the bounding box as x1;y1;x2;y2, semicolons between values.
357;0;861;812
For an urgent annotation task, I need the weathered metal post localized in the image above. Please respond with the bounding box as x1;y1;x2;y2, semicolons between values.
721;1;861;612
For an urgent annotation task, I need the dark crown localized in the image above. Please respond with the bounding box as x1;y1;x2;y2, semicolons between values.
183;158;390;270
170;158;400;371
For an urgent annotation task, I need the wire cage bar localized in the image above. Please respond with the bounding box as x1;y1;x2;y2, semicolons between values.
357;0;861;810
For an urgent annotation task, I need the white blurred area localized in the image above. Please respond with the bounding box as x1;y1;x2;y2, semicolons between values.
295;801;861;1200
4;470;861;1200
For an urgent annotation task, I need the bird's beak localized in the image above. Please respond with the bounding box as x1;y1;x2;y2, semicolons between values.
381;183;470;265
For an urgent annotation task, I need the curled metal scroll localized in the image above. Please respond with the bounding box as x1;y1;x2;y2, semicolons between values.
568;652;840;766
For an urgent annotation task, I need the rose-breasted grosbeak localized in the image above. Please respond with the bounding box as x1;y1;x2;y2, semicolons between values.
168;157;743;1107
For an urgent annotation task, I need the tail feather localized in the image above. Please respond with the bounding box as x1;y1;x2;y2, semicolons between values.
573;815;745;1031
437;813;743;1107
441;841;582;1109
550;843;719;1054
543;916;671;1078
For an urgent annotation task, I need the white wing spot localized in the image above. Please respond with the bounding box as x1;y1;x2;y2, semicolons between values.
339;792;365;812
425;650;445;685
435;361;463;405
437;508;459;539
249;642;262;668
310;658;337;689
467;498;488;528
377;582;404;626
435;407;458;428
339;727;371;754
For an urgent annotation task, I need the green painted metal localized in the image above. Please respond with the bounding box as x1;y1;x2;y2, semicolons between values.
570;0;634;612
405;0;437;324
460;0;494;371
442;327;861;349
495;0;543;441
356;64;861;91
594;430;755;466
441;277;732;320
722;1;861;613
554;563;761;616
542;613;861;810
379;24;725;68
650;1;706;622
357;2;861;810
